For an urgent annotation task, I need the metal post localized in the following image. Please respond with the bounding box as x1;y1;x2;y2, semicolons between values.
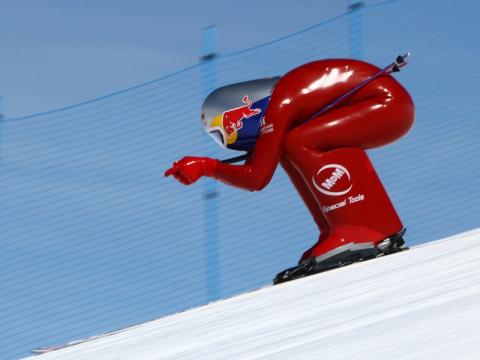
0;97;4;182
200;25;221;302
347;1;365;59
0;97;4;132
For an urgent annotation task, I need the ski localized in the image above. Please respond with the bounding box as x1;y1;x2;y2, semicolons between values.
273;229;408;285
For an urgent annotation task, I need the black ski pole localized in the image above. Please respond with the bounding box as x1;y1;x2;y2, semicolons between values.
221;153;251;164
221;52;410;164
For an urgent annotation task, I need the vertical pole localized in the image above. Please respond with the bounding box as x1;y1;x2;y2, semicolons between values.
0;97;4;187
0;97;4;150
347;1;365;60
200;25;221;302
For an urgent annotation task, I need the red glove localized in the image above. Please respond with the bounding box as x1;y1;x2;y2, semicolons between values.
164;156;218;185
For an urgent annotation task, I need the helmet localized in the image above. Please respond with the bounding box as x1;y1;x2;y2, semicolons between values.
201;77;280;151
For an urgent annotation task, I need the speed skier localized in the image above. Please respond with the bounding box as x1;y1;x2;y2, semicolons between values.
165;57;415;283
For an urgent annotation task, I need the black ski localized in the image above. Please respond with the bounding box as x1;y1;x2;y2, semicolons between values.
273;229;408;285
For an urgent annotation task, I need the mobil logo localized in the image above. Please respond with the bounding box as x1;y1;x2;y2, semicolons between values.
312;164;353;196
222;95;262;136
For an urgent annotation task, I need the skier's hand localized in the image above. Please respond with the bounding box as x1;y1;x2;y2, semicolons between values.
164;156;218;185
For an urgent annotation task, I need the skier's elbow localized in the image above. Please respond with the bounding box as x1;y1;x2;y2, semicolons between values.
248;183;265;192
247;175;271;192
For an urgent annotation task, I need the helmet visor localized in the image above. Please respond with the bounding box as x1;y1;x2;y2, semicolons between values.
207;128;226;147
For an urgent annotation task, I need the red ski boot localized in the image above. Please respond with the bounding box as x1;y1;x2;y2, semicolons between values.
274;228;406;284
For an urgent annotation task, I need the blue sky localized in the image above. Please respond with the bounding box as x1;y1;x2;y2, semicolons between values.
0;0;347;118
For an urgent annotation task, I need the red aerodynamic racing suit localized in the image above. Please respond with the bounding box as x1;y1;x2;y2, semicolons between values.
165;59;415;278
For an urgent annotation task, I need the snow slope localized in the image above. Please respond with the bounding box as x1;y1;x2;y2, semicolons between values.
25;229;480;360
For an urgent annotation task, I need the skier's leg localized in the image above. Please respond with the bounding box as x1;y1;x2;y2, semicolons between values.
280;155;330;262
282;81;414;264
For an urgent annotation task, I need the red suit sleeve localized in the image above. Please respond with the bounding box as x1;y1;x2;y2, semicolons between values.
214;100;291;191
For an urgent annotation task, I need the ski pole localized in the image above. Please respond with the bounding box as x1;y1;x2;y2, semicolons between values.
221;153;252;164
221;52;410;164
305;52;410;121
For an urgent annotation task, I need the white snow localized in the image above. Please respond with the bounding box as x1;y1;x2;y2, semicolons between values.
25;229;480;360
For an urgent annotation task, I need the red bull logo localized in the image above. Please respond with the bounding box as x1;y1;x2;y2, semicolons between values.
222;95;261;136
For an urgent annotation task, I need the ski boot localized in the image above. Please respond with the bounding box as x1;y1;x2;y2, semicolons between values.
273;228;407;285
